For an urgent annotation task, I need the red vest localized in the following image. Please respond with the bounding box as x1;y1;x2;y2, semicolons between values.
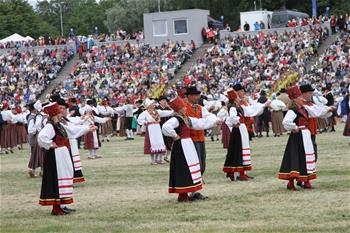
185;102;205;142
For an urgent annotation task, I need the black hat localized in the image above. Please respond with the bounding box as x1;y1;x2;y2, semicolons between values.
86;99;93;105
232;83;246;92
185;86;201;95
300;84;315;93
56;98;69;108
49;94;61;102
158;96;168;102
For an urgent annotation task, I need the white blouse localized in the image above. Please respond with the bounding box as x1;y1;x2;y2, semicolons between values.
38;122;90;150
162;114;218;138
226;103;264;127
137;110;173;126
282;105;332;131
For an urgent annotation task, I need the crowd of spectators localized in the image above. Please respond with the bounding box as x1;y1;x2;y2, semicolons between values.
58;40;194;104
181;24;329;97
0;47;74;104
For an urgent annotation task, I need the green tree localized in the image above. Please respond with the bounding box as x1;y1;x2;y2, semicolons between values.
0;0;56;38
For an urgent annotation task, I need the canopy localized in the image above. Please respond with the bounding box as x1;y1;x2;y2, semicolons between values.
25;36;34;41
0;33;27;43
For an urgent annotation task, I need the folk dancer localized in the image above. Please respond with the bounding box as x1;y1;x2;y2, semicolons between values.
278;86;334;190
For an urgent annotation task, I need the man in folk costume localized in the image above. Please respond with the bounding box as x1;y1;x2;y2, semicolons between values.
27;102;43;178
83;105;108;159
324;83;336;132
38;102;96;215
278;86;335;191
137;98;173;165
162;96;220;202
257;90;271;137
56;98;86;183
97;98;114;142
184;86;216;200
156;96;173;162
114;99;135;140
223;88;266;181
232;84;255;140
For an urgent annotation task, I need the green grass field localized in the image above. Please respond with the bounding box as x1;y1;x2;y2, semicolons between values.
1;125;349;233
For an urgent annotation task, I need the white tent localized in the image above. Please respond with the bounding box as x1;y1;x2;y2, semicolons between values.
0;33;27;43
25;36;34;41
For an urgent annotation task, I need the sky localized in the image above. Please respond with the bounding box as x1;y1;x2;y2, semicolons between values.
27;0;100;8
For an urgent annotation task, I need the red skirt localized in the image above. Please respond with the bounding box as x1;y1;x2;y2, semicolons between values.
144;128;152;154
84;132;100;150
221;122;231;149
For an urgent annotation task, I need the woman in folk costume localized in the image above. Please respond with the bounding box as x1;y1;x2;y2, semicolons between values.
162;96;220;202
56;98;87;183
27;102;43;178
223;88;266;181
14;106;28;150
217;99;230;149
156;96;173;162
232;84;256;140
313;90;329;132
83;105;108;159
137;98;173;165
278;86;335;190
0;101;16;154
38;102;96;215
114;99;135;140
97;98;114;142
269;93;286;137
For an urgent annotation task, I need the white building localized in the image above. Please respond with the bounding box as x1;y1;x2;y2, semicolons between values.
143;9;209;46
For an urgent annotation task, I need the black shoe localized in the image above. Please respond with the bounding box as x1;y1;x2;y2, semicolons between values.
190;192;208;200
62;207;76;214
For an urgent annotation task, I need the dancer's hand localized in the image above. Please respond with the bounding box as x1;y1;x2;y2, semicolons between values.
51;142;58;148
89;125;97;132
291;128;299;133
174;135;181;141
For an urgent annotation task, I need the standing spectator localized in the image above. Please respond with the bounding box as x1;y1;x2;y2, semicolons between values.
337;15;345;31
201;27;207;43
254;21;261;31
225;24;231;31
330;15;336;34
260;20;266;30
243;21;250;31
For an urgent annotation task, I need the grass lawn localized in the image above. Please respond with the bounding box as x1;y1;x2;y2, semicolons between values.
0;125;349;233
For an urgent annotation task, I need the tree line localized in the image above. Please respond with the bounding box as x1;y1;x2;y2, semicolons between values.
0;0;349;39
